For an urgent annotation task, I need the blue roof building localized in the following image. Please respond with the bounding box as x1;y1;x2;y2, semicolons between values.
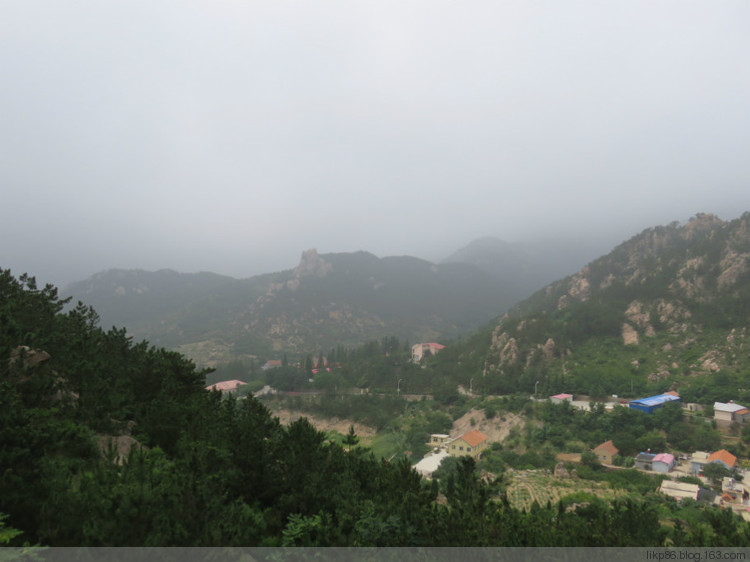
628;393;680;414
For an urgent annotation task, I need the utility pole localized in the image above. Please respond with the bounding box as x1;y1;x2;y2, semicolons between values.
397;378;403;396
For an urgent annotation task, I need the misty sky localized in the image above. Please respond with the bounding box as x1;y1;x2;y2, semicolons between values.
2;1;749;288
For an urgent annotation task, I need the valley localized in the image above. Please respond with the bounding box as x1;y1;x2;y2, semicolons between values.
4;212;750;546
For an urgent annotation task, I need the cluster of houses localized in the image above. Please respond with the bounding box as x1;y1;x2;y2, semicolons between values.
592;437;749;508
414;429;489;477
582;391;750;510
550;390;750;432
591;440;741;477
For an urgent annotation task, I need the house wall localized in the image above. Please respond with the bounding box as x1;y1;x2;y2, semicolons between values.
714;411;734;427
629;403;655;414
652;461;672;473
448;438;486;459
634;452;656;470
711;459;734;471
429;435;449;447
594;450;614;464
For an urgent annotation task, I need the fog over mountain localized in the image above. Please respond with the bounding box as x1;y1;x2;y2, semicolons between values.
2;2;749;287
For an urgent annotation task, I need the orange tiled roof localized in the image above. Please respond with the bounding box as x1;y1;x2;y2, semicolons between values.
708;449;737;468
460;429;488;447
593;440;619;456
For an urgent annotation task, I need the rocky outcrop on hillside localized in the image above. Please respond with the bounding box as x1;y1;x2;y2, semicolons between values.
480;212;750;393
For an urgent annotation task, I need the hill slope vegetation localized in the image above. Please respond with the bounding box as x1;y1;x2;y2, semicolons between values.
64;249;520;361
468;212;750;400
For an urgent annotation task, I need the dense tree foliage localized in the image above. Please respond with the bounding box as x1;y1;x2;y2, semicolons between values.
2;269;749;546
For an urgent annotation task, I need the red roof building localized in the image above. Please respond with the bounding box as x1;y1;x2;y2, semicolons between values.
708;449;737;470
411;343;445;362
593;440;619;464
447;429;489;459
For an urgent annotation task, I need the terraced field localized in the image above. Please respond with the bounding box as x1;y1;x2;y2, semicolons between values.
504;469;626;511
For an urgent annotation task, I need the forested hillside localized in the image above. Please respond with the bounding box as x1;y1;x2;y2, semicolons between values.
3;268;749;546
63;249;514;363
471;213;750;399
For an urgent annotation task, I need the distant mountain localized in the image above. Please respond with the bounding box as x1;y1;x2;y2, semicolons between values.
465;212;750;401
440;236;616;306
63;250;513;364
63;268;242;330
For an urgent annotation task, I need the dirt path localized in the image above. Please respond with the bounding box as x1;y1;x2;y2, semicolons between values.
269;408;377;437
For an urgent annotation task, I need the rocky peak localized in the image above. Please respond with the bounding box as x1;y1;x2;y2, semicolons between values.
681;213;723;241
294;249;332;278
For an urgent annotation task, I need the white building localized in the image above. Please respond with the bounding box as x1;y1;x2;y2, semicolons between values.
411;343;445;362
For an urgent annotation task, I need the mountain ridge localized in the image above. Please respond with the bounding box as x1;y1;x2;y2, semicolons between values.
470;212;750;400
62;247;528;362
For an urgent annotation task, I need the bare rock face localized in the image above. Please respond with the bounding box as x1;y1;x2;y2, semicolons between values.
9;346;51;369
294;249;332;278
656;299;691;325
541;338;556;360
480;470;496;484
97;435;146;465
599;273;616;290
491;329;509;350
558;269;591;310
622;323;639;345
671;257;707;300
680;213;723;241
499;337;519;364
625;300;655;336
647;365;671;382
718;251;750;291
699;350;722;373
554;462;570;479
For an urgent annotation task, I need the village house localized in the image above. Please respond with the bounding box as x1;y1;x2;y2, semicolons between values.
691;452;711;476
634;452;656;471
708;449;737;471
447;429;488;460
550;393;573;404
721;477;747;505
261;360;282;371
713;401;750;427
428;434;450;448
659;480;700;502
628;392;680;414
652;453;675;473
592;440;619;464
205;380;247;394
411;343;445;362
